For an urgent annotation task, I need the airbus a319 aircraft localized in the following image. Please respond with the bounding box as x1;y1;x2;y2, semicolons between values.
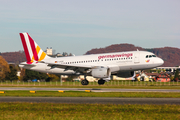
19;32;164;85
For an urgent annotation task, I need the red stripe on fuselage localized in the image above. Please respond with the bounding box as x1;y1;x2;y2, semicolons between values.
19;33;31;63
27;33;39;61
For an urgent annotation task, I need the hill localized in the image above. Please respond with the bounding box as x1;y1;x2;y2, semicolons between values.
0;44;180;67
86;44;180;67
0;51;26;64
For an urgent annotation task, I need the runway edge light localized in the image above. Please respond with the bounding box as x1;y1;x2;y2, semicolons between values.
85;90;91;92
0;91;5;93
30;91;36;93
58;90;65;93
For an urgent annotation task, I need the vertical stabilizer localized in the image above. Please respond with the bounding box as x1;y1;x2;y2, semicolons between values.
19;32;50;64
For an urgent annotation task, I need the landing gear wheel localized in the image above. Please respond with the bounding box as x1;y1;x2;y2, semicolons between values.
98;79;105;85
81;79;89;85
140;77;144;81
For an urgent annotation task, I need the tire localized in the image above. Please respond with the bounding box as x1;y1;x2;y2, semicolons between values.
140;77;144;81
81;80;89;85
98;79;105;85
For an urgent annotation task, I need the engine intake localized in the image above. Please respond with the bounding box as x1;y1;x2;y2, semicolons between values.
91;66;111;78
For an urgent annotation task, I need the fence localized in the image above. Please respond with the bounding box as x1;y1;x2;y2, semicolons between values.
0;80;180;86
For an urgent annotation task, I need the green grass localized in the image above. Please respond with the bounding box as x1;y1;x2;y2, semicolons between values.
0;91;180;98
1;81;180;89
0;103;179;120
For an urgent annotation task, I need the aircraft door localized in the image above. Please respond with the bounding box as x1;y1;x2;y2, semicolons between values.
134;52;140;63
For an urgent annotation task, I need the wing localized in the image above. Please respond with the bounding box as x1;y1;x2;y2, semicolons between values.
44;62;93;73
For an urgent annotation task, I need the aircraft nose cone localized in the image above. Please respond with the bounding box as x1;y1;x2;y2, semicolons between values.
158;58;164;66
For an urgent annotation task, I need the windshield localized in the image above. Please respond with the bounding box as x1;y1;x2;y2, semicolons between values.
146;55;157;58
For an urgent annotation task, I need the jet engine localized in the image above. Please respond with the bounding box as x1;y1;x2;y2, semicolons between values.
116;71;135;78
91;66;111;78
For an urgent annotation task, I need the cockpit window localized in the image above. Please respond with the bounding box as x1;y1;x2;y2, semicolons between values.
146;55;157;58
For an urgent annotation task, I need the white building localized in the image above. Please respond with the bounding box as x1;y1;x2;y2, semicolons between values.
46;47;53;55
154;66;180;72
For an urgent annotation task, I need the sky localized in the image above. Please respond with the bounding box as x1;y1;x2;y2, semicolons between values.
0;0;180;55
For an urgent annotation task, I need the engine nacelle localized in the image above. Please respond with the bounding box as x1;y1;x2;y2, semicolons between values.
116;71;135;78
91;67;111;78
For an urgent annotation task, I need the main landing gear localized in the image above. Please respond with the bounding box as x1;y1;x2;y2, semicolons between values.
81;75;106;85
98;79;105;85
81;75;89;85
81;79;89;85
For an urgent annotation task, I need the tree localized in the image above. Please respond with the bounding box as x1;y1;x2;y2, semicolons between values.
23;69;38;81
66;75;77;82
170;75;174;81
23;69;48;81
0;56;10;80
69;53;73;56
5;64;18;81
20;68;26;81
174;69;179;81
38;72;49;81
157;69;161;73
47;74;59;81
62;52;68;56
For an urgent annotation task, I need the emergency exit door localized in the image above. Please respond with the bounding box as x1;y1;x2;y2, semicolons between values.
134;52;140;63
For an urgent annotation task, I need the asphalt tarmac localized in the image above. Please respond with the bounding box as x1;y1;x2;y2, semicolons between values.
0;87;180;104
0;97;180;104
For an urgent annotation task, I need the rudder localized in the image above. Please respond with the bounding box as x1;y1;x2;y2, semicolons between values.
19;32;49;64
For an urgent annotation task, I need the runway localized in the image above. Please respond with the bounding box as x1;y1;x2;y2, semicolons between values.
0;97;180;104
1;87;180;92
0;87;180;104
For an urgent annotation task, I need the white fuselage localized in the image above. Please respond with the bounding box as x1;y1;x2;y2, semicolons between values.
19;51;164;76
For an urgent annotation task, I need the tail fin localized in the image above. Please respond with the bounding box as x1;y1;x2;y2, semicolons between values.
19;32;50;64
